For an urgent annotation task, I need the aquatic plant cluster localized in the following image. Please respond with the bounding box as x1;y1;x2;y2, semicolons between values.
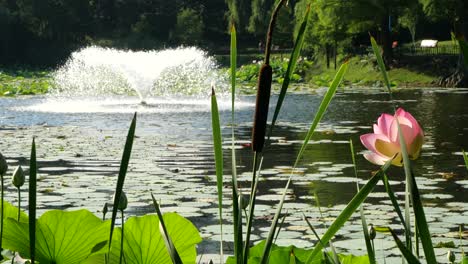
0;4;467;264
0;70;51;96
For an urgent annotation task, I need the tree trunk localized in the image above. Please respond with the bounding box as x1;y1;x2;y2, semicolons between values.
380;12;393;65
326;44;330;69
334;40;337;70
438;17;468;87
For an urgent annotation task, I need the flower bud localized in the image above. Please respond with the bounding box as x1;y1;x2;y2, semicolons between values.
0;153;8;176
103;202;109;215
12;165;25;188
368;224;376;240
113;191;128;211
447;250;455;263
238;194;249;210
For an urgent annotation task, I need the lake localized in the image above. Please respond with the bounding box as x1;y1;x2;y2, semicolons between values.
0;87;467;262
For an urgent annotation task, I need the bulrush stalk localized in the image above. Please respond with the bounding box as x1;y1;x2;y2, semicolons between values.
251;0;285;153
251;64;272;152
244;0;286;262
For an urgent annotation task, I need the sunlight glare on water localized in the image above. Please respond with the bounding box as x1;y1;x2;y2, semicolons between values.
16;96;253;114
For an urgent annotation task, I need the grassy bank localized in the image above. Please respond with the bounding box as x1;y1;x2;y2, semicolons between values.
308;55;438;87
234;53;443;92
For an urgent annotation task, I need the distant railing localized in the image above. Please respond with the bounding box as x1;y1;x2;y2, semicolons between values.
396;45;460;56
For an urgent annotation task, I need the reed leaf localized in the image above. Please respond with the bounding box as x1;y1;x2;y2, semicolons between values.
350;140;375;264
230;24;237;110
108;113;137;255
382;173;407;232
268;4;311;139
211;88;224;261
151;193;183;264
230;23;243;264
29;138;37;264
305;157;393;263
408;168;436;263
260;63;348;264
370;36;392;94
371;35;417;255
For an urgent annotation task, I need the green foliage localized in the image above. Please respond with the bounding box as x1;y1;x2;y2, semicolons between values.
0;70;51;96
227;241;370;264
3;209;109;264
235;56;311;86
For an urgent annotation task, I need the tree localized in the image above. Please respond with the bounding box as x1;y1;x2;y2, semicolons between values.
400;2;423;48
295;0;350;68
421;0;468;86
172;8;204;45
248;0;274;37
225;0;251;32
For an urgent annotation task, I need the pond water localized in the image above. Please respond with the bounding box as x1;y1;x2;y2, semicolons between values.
0;87;467;263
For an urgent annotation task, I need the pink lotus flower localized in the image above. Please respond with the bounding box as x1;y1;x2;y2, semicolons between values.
360;108;424;166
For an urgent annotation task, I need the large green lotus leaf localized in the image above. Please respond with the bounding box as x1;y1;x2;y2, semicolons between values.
227;241;319;264
2;209;109;264
339;254;370;264
1;200;28;223
1;201;31;254
88;213;201;264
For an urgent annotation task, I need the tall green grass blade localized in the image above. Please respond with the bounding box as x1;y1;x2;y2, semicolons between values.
273;211;288;244
229;24;243;264
375;227;422;264
260;63;348;264
294;62;348;167
463;150;468;171
305;158;393;263
230;24;237;110
408;168;436;263
29;138;37;264
211;88;224;261
108;113;137;255
303;214;327;250
268;4;311;139
151;193;183;264
370;36;392;94
243;153;260;263
394;118;415;254
371;36;417;256
350;140;376;264
382;174;407;229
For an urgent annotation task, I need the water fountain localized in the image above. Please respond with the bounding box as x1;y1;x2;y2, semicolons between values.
52;46;226;103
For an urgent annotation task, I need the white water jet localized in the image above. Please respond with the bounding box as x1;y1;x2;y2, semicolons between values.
52;46;225;102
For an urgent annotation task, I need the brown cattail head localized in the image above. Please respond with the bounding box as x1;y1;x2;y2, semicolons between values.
252;63;272;152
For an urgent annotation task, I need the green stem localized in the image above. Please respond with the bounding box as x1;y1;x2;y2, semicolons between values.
11;187;21;264
0;173;4;261
404;171;412;253
119;210;125;264
243;152;261;263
